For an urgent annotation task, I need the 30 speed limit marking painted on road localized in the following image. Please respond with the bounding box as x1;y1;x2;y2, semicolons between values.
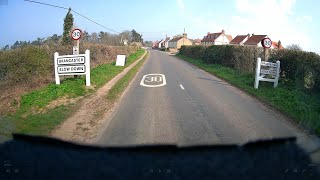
71;28;82;40
140;74;166;87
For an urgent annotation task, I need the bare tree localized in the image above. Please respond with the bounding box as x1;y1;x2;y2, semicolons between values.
286;44;302;51
90;32;98;42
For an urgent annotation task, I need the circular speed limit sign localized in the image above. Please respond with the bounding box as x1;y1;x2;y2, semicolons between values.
261;38;272;48
71;28;82;40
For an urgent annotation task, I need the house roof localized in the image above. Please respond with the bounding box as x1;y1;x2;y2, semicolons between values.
243;35;267;45
272;41;284;49
164;37;170;43
201;31;232;42
201;32;222;42
226;35;233;41
169;37;183;42
158;39;165;43
230;35;248;44
192;39;202;43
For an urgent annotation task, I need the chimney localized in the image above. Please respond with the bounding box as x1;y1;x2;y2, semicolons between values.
222;29;225;34
247;33;251;39
252;33;254;36
183;33;187;38
207;32;210;35
278;40;282;49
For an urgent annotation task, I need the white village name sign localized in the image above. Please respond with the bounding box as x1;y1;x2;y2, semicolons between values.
254;57;280;89
54;50;91;86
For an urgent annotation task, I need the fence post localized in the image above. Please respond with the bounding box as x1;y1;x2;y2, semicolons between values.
85;49;91;86
254;57;261;89
54;52;60;85
274;60;280;87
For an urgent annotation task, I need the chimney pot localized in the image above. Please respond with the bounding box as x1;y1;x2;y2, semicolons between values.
183;33;187;38
278;40;282;49
222;29;225;34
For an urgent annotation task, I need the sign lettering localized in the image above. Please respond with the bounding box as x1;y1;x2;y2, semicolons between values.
58;65;85;74
261;61;277;67
58;56;85;65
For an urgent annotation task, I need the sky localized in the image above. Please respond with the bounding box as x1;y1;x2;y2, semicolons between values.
1;0;319;53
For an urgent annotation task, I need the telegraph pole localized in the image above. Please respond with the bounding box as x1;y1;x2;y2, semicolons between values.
183;27;185;46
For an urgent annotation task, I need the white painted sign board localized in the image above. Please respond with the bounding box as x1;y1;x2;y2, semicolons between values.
254;57;280;89
116;55;126;66
54;49;90;86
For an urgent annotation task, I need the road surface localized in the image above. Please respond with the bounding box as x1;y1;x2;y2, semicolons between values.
97;50;301;146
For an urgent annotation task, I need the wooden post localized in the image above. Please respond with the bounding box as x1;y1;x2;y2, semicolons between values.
254;57;262;89
74;40;80;78
264;48;269;62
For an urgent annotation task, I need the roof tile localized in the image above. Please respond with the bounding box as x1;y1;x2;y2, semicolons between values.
230;35;247;44
243;35;267;45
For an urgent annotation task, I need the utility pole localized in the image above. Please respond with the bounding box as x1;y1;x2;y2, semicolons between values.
183;27;185;46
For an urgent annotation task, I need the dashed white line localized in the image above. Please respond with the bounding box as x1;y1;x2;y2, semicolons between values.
179;84;185;90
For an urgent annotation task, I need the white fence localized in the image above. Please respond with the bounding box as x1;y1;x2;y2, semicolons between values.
254;57;280;89
54;49;90;86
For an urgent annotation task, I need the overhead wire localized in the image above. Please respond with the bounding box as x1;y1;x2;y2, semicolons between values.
24;0;120;34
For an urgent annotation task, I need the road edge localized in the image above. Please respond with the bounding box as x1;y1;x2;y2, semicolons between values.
93;50;150;144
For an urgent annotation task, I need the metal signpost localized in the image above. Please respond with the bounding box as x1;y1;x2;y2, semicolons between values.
261;37;272;62
71;28;82;55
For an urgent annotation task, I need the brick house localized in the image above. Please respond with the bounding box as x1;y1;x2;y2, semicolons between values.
168;33;193;49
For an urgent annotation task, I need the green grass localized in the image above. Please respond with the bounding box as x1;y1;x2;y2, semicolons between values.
90;49;145;88
107;52;149;101
0;49;146;138
177;54;320;135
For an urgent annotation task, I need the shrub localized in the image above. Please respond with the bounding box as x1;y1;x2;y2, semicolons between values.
270;49;320;91
179;45;320;91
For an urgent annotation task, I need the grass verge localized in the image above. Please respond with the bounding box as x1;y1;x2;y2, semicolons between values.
0;49;146;140
176;54;320;135
106;52;149;101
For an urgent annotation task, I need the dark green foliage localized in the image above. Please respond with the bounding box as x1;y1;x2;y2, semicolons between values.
131;29;143;43
0;46;51;85
179;45;320;91
62;8;74;45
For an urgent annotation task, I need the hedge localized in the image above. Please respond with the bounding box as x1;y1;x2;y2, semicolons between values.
179;45;320;92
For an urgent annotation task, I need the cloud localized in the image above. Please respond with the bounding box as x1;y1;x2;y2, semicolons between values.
296;16;313;23
176;0;185;10
231;0;312;50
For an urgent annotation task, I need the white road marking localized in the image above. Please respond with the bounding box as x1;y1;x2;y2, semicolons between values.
140;74;166;87
179;84;185;90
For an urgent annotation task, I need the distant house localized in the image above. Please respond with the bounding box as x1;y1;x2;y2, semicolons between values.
243;34;267;47
168;33;193;49
271;40;284;49
201;30;232;46
229;34;250;45
192;39;201;46
123;39;128;46
163;37;170;48
153;41;159;48
158;39;165;48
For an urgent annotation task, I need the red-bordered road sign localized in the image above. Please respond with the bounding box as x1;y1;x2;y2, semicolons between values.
261;37;272;48
71;28;82;40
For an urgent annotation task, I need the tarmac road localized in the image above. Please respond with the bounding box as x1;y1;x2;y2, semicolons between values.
97;49;301;146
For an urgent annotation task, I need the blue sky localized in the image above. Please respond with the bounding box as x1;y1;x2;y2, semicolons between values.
1;0;319;53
